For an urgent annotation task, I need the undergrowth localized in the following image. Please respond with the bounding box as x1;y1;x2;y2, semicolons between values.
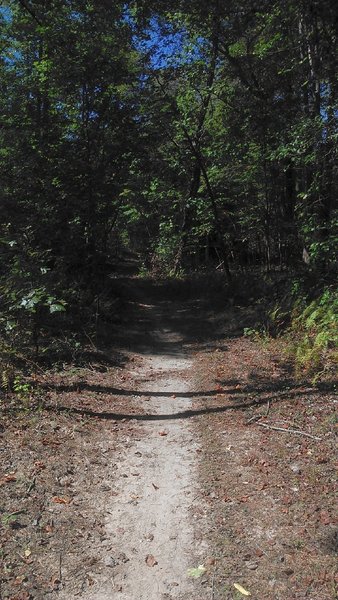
286;288;337;380
267;285;337;381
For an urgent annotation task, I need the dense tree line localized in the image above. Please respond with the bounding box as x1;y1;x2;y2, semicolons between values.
0;1;337;358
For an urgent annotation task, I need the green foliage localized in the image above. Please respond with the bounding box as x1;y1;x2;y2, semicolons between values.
12;376;33;403
150;220;182;277
0;0;336;381
243;326;270;348
287;289;338;378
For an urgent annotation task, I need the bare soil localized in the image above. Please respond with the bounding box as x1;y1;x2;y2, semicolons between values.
0;278;337;600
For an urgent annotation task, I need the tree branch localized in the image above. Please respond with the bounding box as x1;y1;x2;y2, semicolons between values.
17;0;43;26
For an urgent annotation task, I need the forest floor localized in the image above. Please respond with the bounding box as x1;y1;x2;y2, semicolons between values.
0;275;337;600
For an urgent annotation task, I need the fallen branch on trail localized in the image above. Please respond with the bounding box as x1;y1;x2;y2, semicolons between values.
256;421;321;441
246;400;271;424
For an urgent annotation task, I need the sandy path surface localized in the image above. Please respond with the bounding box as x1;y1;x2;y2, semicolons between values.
73;327;209;599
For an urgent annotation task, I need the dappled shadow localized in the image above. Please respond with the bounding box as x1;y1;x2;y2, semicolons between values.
39;276;336;417
37;346;128;370
98;276;241;355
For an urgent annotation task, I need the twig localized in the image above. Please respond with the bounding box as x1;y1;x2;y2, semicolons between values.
211;565;216;600
59;552;62;582
82;329;97;351
257;422;321;441
6;510;26;518
246;399;271;425
246;414;262;424
26;477;36;495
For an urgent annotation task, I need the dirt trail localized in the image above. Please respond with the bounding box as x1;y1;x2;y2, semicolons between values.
61;303;211;600
98;357;201;599
2;277;335;600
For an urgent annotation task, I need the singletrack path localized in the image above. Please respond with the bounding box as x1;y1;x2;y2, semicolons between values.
58;293;211;600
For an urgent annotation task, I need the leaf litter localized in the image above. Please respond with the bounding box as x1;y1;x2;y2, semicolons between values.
193;332;337;600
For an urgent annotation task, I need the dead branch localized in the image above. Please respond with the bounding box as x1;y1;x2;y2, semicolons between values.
256;421;321;441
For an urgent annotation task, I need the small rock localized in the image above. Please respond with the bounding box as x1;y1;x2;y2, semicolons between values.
245;561;258;570
59;476;72;487
290;463;301;474
104;556;118;568
117;552;129;564
145;554;158;567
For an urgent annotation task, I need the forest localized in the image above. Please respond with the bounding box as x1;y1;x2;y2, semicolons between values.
0;3;337;600
0;0;337;378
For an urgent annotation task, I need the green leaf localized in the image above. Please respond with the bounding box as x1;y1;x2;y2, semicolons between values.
187;565;206;578
49;303;66;314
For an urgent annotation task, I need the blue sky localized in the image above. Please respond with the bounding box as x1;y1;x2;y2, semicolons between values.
0;6;203;71
132;17;204;69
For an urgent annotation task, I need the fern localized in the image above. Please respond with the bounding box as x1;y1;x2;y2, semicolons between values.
286;288;337;379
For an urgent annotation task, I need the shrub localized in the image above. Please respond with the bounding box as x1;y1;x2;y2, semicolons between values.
287;288;337;379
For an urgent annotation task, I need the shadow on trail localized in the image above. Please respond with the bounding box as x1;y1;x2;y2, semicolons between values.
43;378;329;401
99;275;242;355
46;397;261;421
45;383;226;397
45;377;335;422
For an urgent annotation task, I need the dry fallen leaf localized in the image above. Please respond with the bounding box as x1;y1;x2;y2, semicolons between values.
0;473;17;486
130;493;140;500
146;554;158;567
24;548;32;558
49;576;61;591
158;430;168;436
234;583;251;596
34;461;46;470
319;511;331;525
14;575;27;586
10;592;31;600
52;496;72;504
